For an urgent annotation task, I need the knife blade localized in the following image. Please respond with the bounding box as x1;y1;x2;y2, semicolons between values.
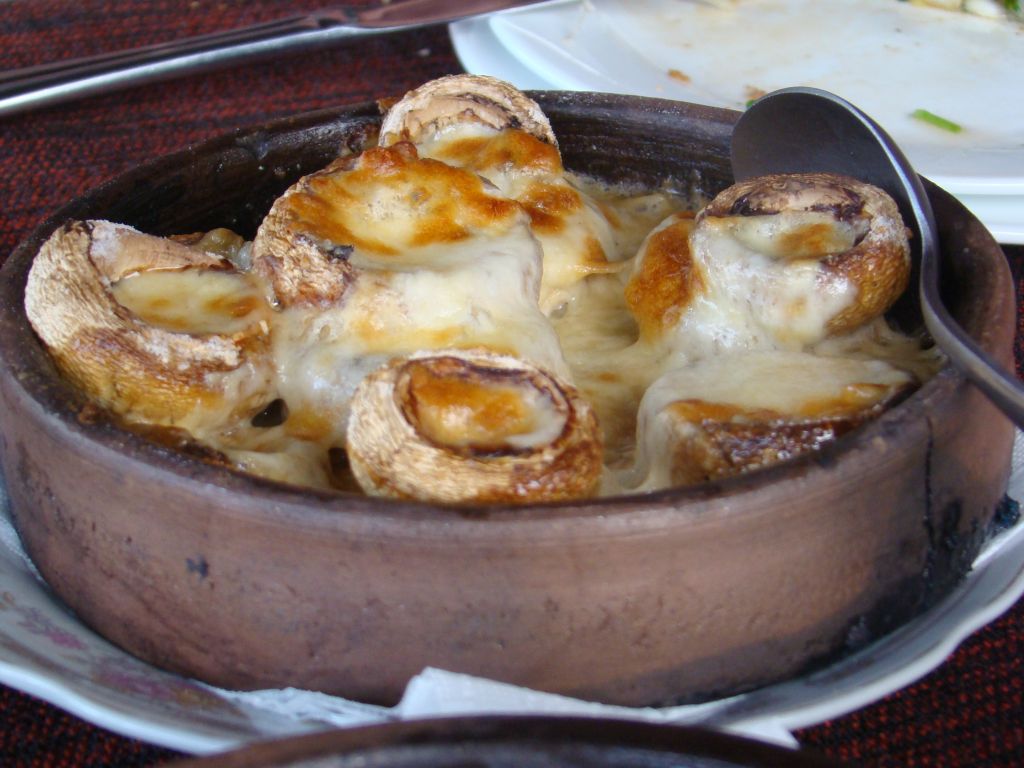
0;0;570;118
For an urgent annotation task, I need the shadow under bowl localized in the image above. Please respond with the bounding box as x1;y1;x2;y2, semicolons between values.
168;716;840;768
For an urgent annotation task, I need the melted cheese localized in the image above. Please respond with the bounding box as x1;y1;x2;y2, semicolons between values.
254;142;570;451
402;360;566;452
551;273;661;467
111;268;270;336
622;351;915;491
630;210;861;356
640;351;912;418
72;135;938;496
585;186;688;259
624;213;702;341
412;125;622;312
287;143;525;264
723;210;868;261
268;240;568;449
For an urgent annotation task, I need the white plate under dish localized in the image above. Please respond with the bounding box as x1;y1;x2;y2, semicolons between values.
1;432;1023;755
450;0;1024;243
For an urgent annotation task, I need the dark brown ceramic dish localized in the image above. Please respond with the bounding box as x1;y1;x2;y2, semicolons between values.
0;93;1014;707
168;716;840;767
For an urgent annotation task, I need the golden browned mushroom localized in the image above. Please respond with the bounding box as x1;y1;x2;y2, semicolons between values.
346;349;604;504
625;351;914;489
626;173;911;354
251;140;571;449
378;73;557;148
379;74;621;314
251;140;533;309
624;211;702;344
25;220;274;433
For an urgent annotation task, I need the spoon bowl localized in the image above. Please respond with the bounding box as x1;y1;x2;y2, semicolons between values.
731;87;1023;427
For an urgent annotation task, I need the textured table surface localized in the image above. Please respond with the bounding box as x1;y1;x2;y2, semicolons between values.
1;2;1023;765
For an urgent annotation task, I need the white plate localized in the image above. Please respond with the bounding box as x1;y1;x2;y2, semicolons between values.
447;15;554;91
451;0;1024;243
1;433;1023;754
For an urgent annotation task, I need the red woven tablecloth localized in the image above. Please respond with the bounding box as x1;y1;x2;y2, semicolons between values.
2;2;1023;765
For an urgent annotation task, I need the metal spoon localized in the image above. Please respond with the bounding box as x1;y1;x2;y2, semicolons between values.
731;86;1024;427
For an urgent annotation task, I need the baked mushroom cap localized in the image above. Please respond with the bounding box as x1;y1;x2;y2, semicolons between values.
627;173;911;353
381;74;620;313
696;172;911;341
629;351;915;488
346;350;604;504
378;73;557;149
25;220;274;431
250;141;537;309
251;139;571;448
625;212;702;342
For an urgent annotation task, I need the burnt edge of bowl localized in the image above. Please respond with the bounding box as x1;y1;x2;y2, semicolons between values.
0;92;1015;706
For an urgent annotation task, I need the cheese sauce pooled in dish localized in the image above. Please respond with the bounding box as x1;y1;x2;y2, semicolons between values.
110;269;270;337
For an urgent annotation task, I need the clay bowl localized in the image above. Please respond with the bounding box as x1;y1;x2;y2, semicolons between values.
0;93;1015;708
168;716;839;767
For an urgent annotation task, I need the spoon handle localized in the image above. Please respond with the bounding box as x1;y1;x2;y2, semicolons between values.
921;256;1024;427
732;86;1024;429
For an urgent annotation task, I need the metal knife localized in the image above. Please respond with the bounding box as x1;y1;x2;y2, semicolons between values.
0;0;569;118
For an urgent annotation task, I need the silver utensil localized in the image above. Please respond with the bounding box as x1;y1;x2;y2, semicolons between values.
731;86;1024;427
0;0;568;118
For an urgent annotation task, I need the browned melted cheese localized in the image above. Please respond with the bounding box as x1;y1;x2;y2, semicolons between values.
667;380;896;425
624;213;701;340
774;220;857;261
427;128;564;177
414;126;621;311
668;399;779;424
518;181;583;233
111;268;271;336
402;360;562;452
287;143;523;256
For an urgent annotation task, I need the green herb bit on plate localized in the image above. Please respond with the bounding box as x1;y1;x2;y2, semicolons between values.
910;109;963;134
